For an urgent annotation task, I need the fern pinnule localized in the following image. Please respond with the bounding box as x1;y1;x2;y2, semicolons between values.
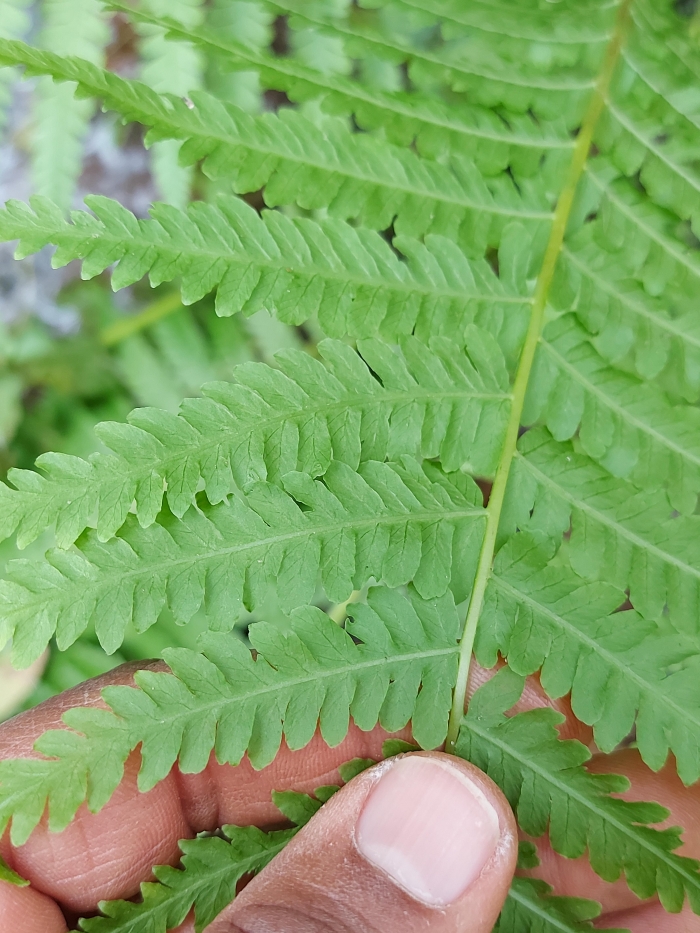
458;669;700;913
0;194;530;348
106;0;573;176
0;330;506;550
0;459;485;665
475;535;700;785
0;586;461;845
506;428;700;636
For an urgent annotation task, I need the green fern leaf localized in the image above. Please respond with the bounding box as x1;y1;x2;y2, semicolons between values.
497;876;625;933
0;854;28;887
0;586;462;844
106;0;573;174
474;536;700;785
137;0;205;207
264;0;605;125
528;316;700;513
555;227;700;400
504;428;700;636
0;460;485;665
32;0;109;209
0;194;529;348
457;668;700;913
0;38;553;251
0;331;506;549
77;826;296;933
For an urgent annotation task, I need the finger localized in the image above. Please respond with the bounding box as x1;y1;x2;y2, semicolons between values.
525;748;700;916
597;903;700;931
212;752;517;933
0;661;192;913
0;675;411;914
7;750;191;913
0;878;67;933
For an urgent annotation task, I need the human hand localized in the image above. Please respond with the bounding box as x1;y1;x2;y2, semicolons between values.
0;662;698;932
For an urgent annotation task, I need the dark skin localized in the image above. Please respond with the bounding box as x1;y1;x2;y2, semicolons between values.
0;660;698;932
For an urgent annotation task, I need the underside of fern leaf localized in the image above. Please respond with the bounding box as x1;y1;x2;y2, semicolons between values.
0;586;461;845
1;0;700;929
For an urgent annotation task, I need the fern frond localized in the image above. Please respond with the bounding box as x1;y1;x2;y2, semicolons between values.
581;163;700;302
0;0;30;134
555;228;700;400
383;0;614;49
77;825;296;933
0;194;529;347
0;460;485;665
506;428;700;636
205;0;273;112
529;316;700;513
457;668;700;913
498;876;622;933
474;535;700;785
265;0;606;124
32;0;109;209
0;586;462;844
0;330;506;549
138;0;205;207
106;0;573;173
613;2;700;228
0;40;553;249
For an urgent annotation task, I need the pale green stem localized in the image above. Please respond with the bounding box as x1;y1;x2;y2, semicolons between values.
101;291;184;346
445;0;633;753
329;590;362;625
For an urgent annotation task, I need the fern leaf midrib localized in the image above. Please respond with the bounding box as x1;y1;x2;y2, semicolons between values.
6;386;507;525
562;245;700;349
464;714;700;892
538;337;700;468
0;40;550;222
585;167;700;278
123;645;459;739
445;0;633;752
6;505;484;614
393;0;613;45
268;1;596;92
515;450;700;581
504;884;588;933
106;2;573;153
492;573;700;737
26;211;528;307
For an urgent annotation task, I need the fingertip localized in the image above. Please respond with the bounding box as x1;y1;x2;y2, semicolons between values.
219;751;517;933
0;879;68;933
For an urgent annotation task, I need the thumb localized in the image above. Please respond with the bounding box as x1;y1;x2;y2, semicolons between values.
212;751;518;933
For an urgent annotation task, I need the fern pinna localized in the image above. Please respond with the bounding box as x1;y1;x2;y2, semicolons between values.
0;0;700;929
